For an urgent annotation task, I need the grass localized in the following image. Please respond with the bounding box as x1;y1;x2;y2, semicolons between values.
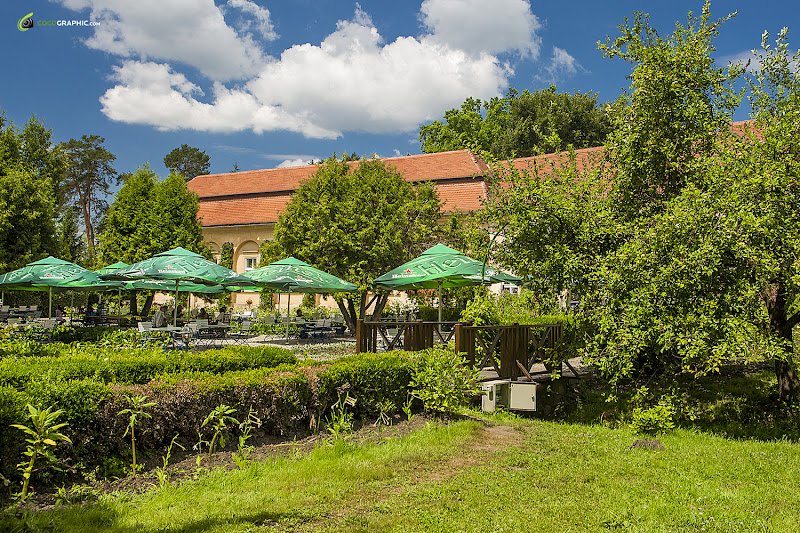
5;414;800;532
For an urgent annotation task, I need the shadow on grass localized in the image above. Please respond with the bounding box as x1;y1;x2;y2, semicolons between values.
1;503;321;533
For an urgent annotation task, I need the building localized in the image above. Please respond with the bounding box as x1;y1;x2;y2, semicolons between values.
187;149;493;309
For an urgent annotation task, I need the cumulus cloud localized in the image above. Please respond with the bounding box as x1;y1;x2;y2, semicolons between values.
225;0;277;41
59;0;270;80
263;153;319;162
62;1;543;137
537;46;582;82
276;158;315;168
420;0;541;57
100;61;339;137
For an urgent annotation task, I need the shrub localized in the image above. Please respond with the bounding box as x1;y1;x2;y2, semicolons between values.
631;400;676;435
0;346;298;388
0;386;28;483
316;352;414;418
410;348;481;415
0;340;64;359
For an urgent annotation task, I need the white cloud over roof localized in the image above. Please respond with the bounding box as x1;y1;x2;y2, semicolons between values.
61;1;544;137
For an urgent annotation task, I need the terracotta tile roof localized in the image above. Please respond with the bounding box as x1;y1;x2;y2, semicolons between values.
198;195;288;227
435;179;487;212
198;178;487;226
188;149;487;198
507;145;607;175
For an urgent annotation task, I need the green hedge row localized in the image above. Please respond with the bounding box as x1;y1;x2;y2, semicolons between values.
0;351;415;487
0;346;298;388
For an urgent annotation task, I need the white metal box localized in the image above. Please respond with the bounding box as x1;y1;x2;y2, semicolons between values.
480;379;510;412
508;381;537;411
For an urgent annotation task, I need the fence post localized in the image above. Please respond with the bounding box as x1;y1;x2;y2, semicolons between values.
355;318;364;353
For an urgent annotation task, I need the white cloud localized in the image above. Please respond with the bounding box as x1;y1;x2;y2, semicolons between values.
719;50;760;72
263;153;319;161
225;0;277;41
59;0;270;81
276;158;314;168
420;0;541;58
100;61;339;137
244;9;509;135
537;46;581;82
63;2;543;137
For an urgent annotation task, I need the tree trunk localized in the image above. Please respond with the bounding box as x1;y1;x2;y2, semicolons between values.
775;359;800;403
129;291;138;317
370;293;389;321
78;189;95;262
142;294;154;318
765;282;800;403
335;298;355;335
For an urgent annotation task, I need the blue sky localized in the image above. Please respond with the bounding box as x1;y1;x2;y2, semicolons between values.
0;1;793;178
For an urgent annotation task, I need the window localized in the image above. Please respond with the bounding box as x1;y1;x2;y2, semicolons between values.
244;257;258;271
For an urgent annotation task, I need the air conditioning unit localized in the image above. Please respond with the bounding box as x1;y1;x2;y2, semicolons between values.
508;381;537;411
480;379;510;412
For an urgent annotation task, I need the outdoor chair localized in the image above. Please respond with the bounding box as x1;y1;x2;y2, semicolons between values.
229;320;253;345
30;319;56;342
314;319;334;340
137;322;158;347
192;320;227;349
293;318;307;339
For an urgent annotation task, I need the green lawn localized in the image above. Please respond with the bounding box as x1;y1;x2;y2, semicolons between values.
5;416;800;532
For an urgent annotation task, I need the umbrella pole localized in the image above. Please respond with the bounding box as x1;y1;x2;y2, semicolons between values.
174;280;179;327
286;293;290;341
438;281;443;324
49;287;53;319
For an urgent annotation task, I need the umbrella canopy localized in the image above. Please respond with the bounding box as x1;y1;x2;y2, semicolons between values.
94;262;130;277
108;247;253;286
374;244;521;290
0;256;116;317
245;257;357;339
123;279;258;294
373;244;522;322
105;247;256;326
245;257;357;293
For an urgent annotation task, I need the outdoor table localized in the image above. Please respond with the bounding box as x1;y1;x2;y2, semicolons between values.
150;326;188;349
187;323;230;348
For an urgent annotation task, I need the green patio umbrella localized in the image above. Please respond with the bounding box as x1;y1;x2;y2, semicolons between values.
0;257;115;318
373;244;522;322
244;257;357;339
105;247;256;326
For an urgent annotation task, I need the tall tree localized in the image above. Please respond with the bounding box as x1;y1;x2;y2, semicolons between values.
98;168;157;264
0;114;60;270
599;4;741;220
61;135;118;263
579;4;800;403
152;172;207;253
419;87;611;158
272;157;441;332
98;167;207;263
164;144;210;180
0;167;56;272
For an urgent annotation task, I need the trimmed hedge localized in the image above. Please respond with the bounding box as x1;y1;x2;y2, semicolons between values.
316;351;414;418
0;351;417;492
0;346;298;388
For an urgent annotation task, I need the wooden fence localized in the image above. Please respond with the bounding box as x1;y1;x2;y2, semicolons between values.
355;319;566;378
